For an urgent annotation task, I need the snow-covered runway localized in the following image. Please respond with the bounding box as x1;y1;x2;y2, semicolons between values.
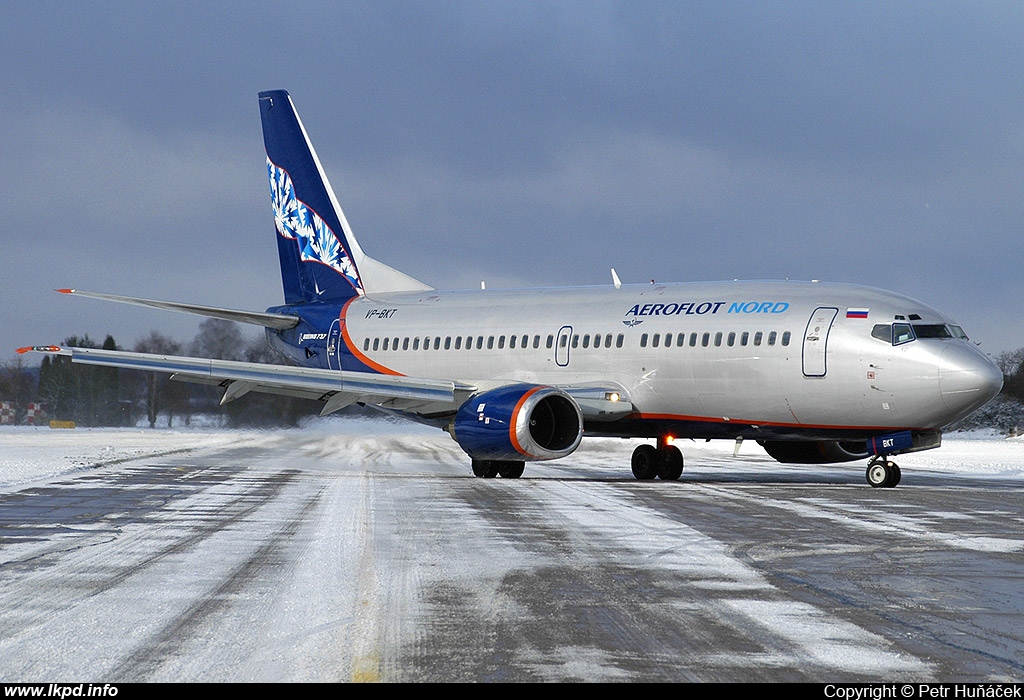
0;422;1021;681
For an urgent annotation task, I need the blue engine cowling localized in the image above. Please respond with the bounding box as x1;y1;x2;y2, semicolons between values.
451;384;583;461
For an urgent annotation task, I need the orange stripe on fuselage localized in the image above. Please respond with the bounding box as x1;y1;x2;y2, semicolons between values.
339;297;404;376
636;412;919;433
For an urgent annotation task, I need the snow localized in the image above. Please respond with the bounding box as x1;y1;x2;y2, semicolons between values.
1;421;1021;490
0;419;1020;681
0;425;244;491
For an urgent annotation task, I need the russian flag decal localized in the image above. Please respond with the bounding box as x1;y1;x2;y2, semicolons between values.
847;308;869;319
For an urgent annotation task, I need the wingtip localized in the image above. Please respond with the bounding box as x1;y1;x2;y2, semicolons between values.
16;345;64;355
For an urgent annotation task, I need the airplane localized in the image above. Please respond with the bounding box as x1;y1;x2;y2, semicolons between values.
19;89;1004;487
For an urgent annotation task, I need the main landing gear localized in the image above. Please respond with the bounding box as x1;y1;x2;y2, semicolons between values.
471;459;525;479
865;456;902;488
631;438;684;481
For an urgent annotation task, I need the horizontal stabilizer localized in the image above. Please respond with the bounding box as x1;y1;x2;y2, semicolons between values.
56;289;300;330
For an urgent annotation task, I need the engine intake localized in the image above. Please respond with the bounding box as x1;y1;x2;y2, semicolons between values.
451;384;583;461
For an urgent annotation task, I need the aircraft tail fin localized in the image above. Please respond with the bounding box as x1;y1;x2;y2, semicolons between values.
258;90;431;304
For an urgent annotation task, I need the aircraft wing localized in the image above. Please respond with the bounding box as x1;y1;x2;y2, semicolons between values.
17;345;635;422
18;345;477;417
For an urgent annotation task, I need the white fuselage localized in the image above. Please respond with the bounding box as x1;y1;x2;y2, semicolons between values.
321;279;999;439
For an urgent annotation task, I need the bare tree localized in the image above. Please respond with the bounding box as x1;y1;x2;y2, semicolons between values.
190;318;245;361
998;348;1024;403
0;355;36;423
133;332;184;428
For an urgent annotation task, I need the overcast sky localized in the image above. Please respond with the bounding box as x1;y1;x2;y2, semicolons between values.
3;1;1023;361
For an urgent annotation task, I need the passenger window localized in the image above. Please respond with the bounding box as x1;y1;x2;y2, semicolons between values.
781;331;791;346
616;334;624;348
727;332;736;347
741;331;749;346
768;331;777;346
753;332;762;346
640;333;648;348
689;333;697;347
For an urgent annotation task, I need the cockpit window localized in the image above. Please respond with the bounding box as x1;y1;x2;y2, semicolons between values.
912;324;953;339
872;322;966;346
893;323;915;345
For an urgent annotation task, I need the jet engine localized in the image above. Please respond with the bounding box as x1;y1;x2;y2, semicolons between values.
758;440;869;464
450;384;583;462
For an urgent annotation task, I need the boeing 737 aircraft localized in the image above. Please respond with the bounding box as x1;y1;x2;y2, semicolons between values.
20;90;1003;486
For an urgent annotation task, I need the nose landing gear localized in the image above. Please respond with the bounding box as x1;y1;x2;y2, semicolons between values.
866;456;902;488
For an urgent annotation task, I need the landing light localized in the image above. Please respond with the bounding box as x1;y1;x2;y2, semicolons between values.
605;392;620;402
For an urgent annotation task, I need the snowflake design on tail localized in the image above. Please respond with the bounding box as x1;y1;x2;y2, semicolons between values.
267;158;362;293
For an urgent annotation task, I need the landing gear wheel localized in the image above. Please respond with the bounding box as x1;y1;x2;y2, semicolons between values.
472;459;499;478
472;459;524;478
657;445;684;481
631;444;659;480
888;463;902;487
497;461;525;479
866;458;901;488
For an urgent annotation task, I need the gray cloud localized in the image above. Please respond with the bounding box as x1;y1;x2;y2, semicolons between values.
2;1;1022;356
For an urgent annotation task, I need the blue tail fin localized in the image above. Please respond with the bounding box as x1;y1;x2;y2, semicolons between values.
259;90;431;303
259;90;367;304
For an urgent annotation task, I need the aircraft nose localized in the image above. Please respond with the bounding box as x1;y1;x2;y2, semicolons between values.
938;343;1003;418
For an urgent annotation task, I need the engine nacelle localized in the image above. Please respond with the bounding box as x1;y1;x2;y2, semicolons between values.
758;440;869;464
451;384;583;462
